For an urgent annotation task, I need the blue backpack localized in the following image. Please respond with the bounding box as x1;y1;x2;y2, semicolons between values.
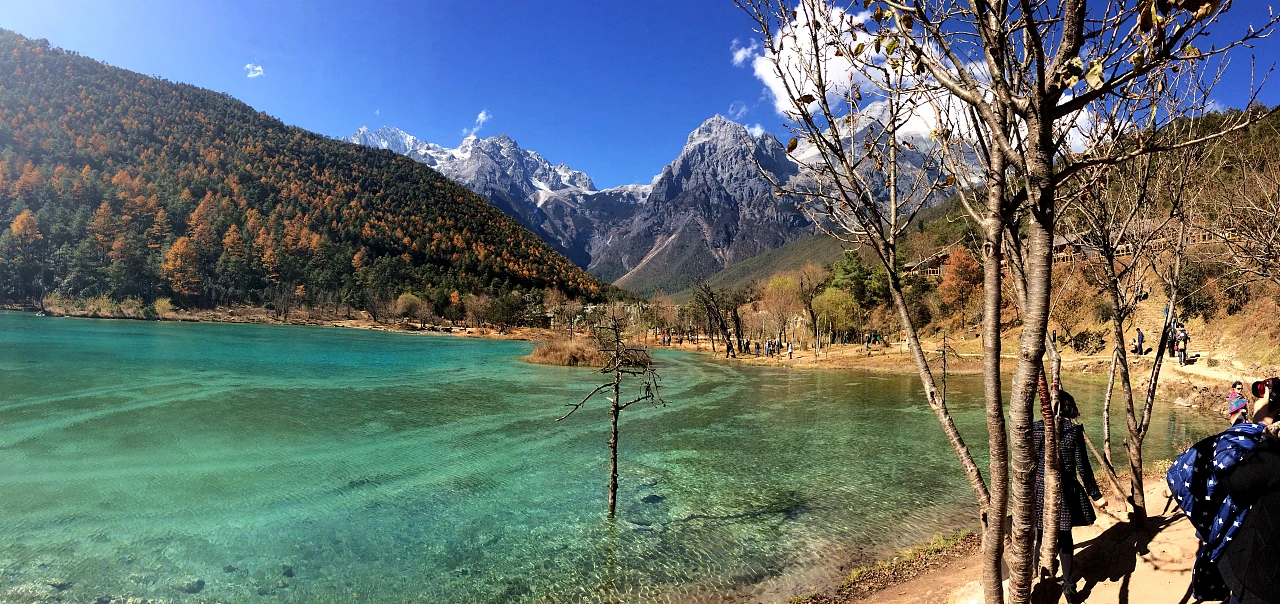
1166;422;1266;599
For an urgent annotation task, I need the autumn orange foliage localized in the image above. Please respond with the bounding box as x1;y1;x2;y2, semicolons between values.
0;29;608;311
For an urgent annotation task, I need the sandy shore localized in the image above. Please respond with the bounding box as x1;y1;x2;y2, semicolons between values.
794;479;1209;604
668;330;1262;413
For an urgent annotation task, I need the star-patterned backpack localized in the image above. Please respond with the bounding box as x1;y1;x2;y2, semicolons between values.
1166;422;1266;600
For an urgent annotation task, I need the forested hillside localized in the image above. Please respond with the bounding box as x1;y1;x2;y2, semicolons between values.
0;30;607;315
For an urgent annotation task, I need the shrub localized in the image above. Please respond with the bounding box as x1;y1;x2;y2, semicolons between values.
396;293;423;319
42;293;71;315
85;294;118;317
1068;329;1107;355
120;297;148;319
153;297;175;318
525;336;608;367
1092;296;1115;324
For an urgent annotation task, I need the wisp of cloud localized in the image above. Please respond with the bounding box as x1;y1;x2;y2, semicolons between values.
462;110;492;137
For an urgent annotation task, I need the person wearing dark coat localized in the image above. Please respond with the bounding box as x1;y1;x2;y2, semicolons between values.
1217;428;1280;604
1034;390;1106;602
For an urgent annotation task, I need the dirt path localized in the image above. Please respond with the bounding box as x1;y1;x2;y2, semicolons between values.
811;482;1217;604
856;557;980;604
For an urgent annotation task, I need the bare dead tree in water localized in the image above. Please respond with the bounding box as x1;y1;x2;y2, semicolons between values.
557;314;665;516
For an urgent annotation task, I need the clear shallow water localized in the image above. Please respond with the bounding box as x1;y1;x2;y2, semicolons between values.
0;312;1218;603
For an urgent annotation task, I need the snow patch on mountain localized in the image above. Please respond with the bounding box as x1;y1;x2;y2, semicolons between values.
347;127;597;200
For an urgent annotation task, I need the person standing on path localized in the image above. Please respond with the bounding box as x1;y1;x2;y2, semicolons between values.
1034;390;1107;603
1177;327;1190;366
1136;327;1145;355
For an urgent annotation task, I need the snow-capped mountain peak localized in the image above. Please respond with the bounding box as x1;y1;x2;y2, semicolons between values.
346;116;908;295
349;127;597;197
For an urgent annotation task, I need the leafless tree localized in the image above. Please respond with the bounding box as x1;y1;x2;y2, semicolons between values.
1210;121;1280;287
735;0;1275;601
556;313;664;517
1062;93;1233;524
796;262;828;355
693;281;739;357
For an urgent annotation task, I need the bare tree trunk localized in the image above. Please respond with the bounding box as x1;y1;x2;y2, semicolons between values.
1130;291;1177;523
1104;271;1144;522
1006;187;1056;602
558;315;664;520
608;371;620;517
1083;430;1129;503
887;270;992;510
731;306;746;352
1037;365;1062;577
811;309;820;357
980;195;1009;604
1102;347;1118;470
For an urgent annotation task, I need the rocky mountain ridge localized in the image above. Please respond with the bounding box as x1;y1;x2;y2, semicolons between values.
349;115;931;295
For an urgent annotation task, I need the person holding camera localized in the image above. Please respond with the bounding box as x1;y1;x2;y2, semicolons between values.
1216;418;1280;603
1172;380;1280;602
1251;378;1280;424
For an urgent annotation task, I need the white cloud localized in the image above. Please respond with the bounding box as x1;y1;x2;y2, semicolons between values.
727;100;749;121
731;39;760;67
375;109;380;116
747;124;766;137
741;8;997;144
243;63;264;78
749;8;879;115
462;110;492;137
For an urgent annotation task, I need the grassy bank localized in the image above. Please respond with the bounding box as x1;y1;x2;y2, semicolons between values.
788;530;981;604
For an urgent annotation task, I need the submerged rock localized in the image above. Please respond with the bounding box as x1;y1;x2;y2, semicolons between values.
178;578;205;594
223;565;237;573
95;597;156;604
281;564;294;578
641;494;665;504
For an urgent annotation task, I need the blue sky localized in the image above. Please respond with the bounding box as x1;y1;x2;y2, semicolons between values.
1;1;1278;188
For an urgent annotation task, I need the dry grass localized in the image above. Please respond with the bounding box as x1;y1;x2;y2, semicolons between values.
524;335;608;367
788;530;981;603
41;293;164;320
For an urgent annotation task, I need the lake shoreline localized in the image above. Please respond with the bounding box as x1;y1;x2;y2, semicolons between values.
1;303;552;343
678;331;1254;417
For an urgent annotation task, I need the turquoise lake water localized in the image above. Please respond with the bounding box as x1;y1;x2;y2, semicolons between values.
0;311;1219;603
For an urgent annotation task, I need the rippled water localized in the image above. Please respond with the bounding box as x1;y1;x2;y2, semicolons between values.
0;312;1219;603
